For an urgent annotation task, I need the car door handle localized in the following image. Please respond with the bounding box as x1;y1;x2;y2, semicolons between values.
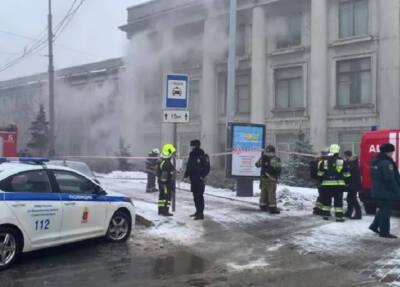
64;202;76;206
11;203;26;207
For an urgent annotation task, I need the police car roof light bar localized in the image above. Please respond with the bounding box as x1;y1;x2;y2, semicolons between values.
19;157;50;164
0;157;7;164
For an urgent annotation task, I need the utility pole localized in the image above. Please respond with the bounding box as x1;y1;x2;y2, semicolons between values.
226;0;252;197
48;0;55;157
226;0;237;126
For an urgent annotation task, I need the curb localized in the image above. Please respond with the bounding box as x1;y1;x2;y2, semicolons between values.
135;213;155;227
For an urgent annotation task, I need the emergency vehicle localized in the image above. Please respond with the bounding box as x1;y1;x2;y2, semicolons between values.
0;125;17;157
359;129;400;214
0;158;135;270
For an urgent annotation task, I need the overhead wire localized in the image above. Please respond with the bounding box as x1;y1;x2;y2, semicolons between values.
0;0;87;73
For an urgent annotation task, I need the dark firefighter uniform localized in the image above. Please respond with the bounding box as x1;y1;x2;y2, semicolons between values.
184;139;210;220
344;151;362;219
369;143;400;238
310;150;329;215
317;144;351;222
157;144;176;216
255;145;282;214
146;148;160;193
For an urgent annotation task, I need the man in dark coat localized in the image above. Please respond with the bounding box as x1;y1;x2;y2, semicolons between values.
369;143;400;238
344;151;362;219
184;139;210;220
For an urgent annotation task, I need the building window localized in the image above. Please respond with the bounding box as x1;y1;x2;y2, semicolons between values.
339;0;369;39
189;80;200;117
236;72;251;114
218;71;251;115
338;132;362;155
337;58;371;106
275;67;304;110
276;13;302;49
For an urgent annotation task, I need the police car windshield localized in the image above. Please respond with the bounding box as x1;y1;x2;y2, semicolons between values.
49;161;95;179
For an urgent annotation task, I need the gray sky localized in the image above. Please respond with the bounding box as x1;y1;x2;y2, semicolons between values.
0;0;149;81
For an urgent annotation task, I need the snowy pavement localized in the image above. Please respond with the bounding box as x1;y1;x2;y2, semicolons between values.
98;171;400;286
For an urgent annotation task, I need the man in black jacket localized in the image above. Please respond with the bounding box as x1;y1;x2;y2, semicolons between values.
369;143;400;238
184;139;210;220
344;150;362;219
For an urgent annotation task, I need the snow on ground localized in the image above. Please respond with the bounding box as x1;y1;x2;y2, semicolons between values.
293;216;400;256
226;258;270;271
100;171;318;217
134;200;206;244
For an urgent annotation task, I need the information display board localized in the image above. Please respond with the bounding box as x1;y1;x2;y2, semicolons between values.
227;123;266;178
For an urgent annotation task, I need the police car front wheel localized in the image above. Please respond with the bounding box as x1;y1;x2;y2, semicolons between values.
0;227;21;270
106;211;132;242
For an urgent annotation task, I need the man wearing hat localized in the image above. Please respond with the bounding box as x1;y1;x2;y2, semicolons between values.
255;145;282;214
184;139;210;220
369;143;400;238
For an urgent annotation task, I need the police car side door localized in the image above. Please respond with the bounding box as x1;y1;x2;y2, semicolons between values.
1;169;63;247
50;170;108;241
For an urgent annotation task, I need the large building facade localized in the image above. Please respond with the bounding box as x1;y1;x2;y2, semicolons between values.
1;0;399;165
120;0;400;158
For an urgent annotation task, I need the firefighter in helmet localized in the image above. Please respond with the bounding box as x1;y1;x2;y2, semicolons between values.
157;144;176;216
146;148;160;193
255;145;282;214
317;144;351;222
311;148;329;215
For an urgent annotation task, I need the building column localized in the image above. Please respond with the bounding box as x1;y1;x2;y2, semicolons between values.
251;6;267;124
379;0;400;128
310;0;328;152
200;18;219;157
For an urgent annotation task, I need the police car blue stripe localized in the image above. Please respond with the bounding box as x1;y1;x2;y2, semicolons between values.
0;192;130;203
4;192;60;201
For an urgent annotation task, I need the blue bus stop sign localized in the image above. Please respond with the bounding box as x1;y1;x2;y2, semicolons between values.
166;74;189;109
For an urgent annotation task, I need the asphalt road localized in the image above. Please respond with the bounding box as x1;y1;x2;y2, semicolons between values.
1;177;399;287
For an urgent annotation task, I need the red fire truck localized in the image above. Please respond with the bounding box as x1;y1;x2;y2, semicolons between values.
359;129;400;214
0;125;17;157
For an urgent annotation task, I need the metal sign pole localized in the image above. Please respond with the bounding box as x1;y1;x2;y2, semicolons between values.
172;122;177;212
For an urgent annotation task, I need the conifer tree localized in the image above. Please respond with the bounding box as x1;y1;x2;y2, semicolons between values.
27;104;50;156
282;129;315;187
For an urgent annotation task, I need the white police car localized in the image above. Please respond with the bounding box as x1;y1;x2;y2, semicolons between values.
0;158;135;270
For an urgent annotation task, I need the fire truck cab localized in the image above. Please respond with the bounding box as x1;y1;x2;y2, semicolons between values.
0;125;17;158
359;129;400;214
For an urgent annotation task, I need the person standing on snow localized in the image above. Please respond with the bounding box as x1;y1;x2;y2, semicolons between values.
184;140;210;220
146;148;160;193
255;145;282;214
369;143;400;238
311;148;329;216
343;150;362;219
317;144;351;222
157;144;176;216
